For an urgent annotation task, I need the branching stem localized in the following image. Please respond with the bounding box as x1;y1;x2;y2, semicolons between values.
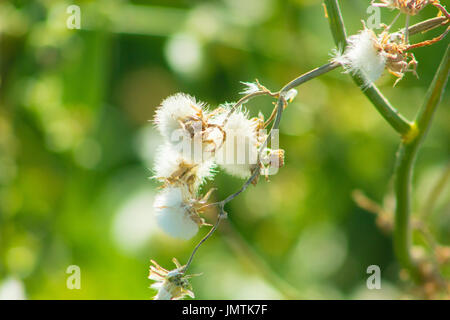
325;0;450;287
394;44;450;282
184;61;340;272
183;2;449;291
324;0;413;137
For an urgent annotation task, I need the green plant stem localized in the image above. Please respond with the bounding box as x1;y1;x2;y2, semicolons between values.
324;0;347;49
394;44;450;282
325;0;450;284
405;16;449;36
324;0;413;137
183;212;225;273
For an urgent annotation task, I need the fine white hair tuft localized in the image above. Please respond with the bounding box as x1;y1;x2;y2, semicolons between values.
333;29;386;87
214;107;260;179
153;142;216;191
154;187;199;240
239;81;260;95
154;93;205;140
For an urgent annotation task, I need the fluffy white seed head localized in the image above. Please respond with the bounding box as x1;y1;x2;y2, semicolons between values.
153;142;186;178
154;187;200;240
213;108;261;179
153;142;216;192
154;93;205;141
333;29;386;87
219;161;256;179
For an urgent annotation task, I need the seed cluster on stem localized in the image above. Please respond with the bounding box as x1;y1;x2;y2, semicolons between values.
147;0;449;299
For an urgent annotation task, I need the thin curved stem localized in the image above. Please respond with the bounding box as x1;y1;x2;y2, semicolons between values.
405;14;410;44
280;62;340;93
386;12;401;31
432;2;450;21
229;90;276;115
183;208;225;272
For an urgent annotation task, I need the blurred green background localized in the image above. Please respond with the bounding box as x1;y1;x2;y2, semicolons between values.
0;0;448;299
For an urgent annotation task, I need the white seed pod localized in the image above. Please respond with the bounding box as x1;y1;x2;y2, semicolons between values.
153;142;216;192
333;28;387;87
154;187;201;240
213;108;260;179
154;93;206;141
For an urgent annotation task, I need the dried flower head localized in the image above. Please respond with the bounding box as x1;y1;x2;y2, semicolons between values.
149;258;198;300
372;0;431;15
267;149;285;169
333;23;419;86
153;142;216;193
378;30;418;85
154;93;225;156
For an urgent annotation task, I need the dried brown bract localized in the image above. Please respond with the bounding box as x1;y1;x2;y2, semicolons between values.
373;0;432;16
378;31;419;85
